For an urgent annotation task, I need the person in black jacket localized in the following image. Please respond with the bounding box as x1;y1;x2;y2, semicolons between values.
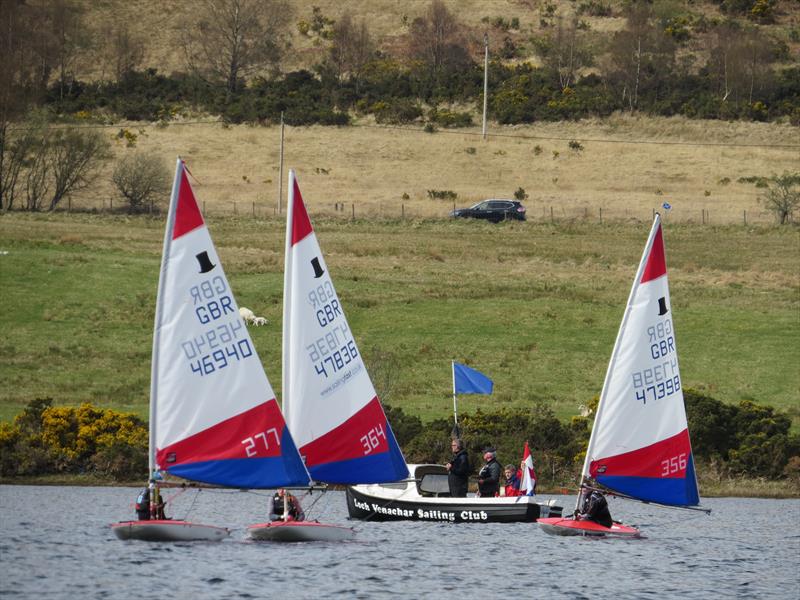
269;489;305;522
446;438;470;497
477;448;502;497
579;489;613;528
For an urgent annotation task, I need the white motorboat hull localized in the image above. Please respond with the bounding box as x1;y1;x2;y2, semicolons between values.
111;520;230;542
247;521;355;543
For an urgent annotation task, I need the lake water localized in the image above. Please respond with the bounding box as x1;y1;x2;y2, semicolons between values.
1;485;798;599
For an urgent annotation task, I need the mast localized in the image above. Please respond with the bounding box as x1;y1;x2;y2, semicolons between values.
451;361;459;437
149;157;183;479
281;169;296;420
576;214;662;512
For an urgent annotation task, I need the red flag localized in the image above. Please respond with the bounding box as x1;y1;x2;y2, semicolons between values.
521;441;536;496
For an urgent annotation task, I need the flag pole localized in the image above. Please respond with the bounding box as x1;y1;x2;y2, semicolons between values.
451;360;459;437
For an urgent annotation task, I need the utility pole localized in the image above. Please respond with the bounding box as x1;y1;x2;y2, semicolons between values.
482;33;489;141
278;111;285;213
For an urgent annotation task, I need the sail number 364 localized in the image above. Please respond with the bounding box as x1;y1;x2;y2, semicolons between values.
661;453;687;476
360;424;386;455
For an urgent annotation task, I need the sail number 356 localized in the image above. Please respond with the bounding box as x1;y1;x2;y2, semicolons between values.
661;453;687;476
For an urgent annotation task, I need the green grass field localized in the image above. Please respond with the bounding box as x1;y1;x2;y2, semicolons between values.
1;212;798;429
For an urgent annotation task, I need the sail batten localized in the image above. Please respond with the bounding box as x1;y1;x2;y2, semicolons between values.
283;171;408;485
581;215;700;508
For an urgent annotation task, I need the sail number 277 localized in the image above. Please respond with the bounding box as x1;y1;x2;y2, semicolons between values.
242;428;280;457
661;453;687;477
360;424;386;455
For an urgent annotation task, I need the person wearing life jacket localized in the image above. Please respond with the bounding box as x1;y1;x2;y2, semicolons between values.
135;487;151;520
476;448;502;497
579;489;613;528
269;489;305;522
503;464;523;497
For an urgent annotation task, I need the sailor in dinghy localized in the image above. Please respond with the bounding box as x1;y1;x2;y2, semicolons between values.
111;158;310;542
538;214;709;537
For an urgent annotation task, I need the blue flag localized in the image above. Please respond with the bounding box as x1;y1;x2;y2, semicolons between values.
453;362;493;395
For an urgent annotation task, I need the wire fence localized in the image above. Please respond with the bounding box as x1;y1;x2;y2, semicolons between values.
33;197;783;226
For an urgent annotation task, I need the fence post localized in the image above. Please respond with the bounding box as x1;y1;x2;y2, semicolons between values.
402;204;405;219
743;210;747;226
352;203;355;220
252;202;255;218
599;207;602;224
550;206;554;223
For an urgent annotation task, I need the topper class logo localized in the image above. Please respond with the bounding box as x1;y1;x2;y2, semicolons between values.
311;256;325;278
195;251;216;273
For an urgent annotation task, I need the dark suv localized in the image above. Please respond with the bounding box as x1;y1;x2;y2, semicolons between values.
450;199;526;223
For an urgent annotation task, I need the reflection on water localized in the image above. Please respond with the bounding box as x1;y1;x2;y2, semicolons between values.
0;485;798;599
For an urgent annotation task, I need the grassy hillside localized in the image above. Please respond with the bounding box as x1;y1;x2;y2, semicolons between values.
1;212;797;430
68;115;799;225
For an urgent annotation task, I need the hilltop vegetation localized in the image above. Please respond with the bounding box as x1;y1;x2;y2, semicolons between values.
3;0;799;127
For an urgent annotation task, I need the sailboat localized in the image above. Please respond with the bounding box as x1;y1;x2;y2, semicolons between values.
538;214;706;537
247;171;409;540
112;159;309;542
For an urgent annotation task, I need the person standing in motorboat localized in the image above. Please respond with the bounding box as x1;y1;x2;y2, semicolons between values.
578;488;613;528
269;489;305;522
476;448;502;497
446;438;471;497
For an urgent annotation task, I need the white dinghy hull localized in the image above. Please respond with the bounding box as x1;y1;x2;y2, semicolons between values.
111;520;230;542
247;521;354;543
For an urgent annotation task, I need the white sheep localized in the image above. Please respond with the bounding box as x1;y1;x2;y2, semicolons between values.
239;307;268;326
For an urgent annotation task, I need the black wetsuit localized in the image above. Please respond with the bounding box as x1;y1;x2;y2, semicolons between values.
582;491;613;528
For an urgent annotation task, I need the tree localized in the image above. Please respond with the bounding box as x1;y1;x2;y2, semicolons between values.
1;1;39;209
112;152;170;212
47;128;110;210
329;12;374;92
182;0;294;97
759;172;800;224
538;15;592;92
407;0;471;95
604;1;676;111
107;23;145;83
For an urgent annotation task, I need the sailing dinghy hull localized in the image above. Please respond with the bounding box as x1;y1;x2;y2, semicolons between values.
247;521;354;543
537;517;641;538
111;520;230;542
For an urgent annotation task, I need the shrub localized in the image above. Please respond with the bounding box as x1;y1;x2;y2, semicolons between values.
427;189;458;200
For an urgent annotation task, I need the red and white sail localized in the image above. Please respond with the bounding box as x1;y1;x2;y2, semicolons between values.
150;159;309;489
581;214;699;506
282;171;408;484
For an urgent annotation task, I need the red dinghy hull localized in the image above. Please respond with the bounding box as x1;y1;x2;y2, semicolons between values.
537;517;641;538
247;521;355;543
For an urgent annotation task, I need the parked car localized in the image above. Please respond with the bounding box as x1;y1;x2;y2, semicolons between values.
450;199;526;223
